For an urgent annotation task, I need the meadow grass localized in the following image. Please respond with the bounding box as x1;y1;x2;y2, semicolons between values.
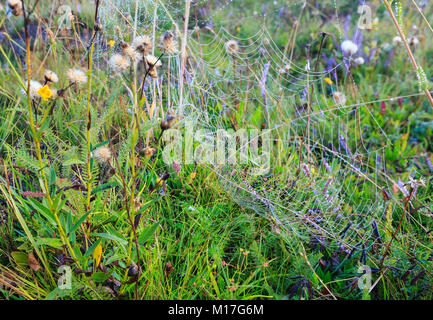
0;0;432;300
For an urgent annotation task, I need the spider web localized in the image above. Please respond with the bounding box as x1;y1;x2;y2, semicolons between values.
97;0;431;257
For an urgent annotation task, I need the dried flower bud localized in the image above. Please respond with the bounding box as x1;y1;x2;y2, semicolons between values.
144;146;156;158
94;19;103;32
44;70;59;83
161;120;170;131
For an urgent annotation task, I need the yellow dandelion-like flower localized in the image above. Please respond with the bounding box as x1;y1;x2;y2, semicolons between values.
108;40;115;49
66;68;88;85
37;85;54;101
324;77;333;85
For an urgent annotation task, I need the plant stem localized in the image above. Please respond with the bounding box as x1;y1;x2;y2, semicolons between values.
383;0;433;109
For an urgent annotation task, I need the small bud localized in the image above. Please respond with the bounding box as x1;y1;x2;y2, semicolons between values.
160;119;170;131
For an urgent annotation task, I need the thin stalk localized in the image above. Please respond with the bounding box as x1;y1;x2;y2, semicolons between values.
383;0;433;109
85;0;101;211
178;0;191;116
21;0;80;270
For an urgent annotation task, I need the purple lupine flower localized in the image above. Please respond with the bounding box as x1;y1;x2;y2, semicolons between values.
260;61;270;101
338;133;353;157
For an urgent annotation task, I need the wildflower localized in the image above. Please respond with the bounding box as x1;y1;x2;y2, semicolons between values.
341;40;358;56
159;31;178;55
108;40;115;49
324;77;333;85
160;119;171;130
172;161;181;175
409;176;426;189
354;57;365;65
144;146;156;158
132;35;153;55
225;40;239;55
332;91;347;105
120;41;139;63
393;36;402;46
46;29;56;43
408;36;420;47
94;146;112;164
145;55;162;68
279;64;291;74
21;80;43;100
145;55;162;79
66;68;88;85
109;53;131;74
67;11;75;22
7;0;23;16
37;85;54;101
44;70;59;83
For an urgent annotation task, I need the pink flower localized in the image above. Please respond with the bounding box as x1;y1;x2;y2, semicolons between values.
172;161;181;175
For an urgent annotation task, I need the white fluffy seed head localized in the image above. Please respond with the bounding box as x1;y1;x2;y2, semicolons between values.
408;36;420;46
109;54;131;73
393;36;402;46
159;31;178;55
94;146;112;164
354;57;365;65
7;0;21;8
21;80;43;100
341;40;358;56
66;68;88;84
145;55;162;68
225;40;239;55
44;70;59;83
132;35;153;55
333;91;347;105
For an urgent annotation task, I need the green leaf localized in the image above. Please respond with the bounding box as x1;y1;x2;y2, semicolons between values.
92;233;128;246
69;210;93;237
63;158;85;166
91;182;121;195
35;238;63;249
84;239;102;258
11;251;29;266
26;198;57;227
138;222;160;245
92;272;110;283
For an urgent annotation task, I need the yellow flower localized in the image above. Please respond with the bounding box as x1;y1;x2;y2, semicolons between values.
324;77;333;85
37;85;53;101
108;40;115;49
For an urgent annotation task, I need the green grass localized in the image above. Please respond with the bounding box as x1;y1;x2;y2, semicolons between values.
0;0;433;300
